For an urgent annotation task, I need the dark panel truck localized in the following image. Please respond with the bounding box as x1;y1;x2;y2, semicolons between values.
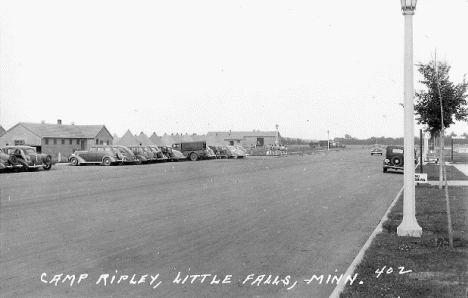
173;141;209;161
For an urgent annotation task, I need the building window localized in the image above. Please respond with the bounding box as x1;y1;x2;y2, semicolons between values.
77;139;80;145
96;139;99;145
237;140;240;143
14;140;25;145
69;139;72;145
61;139;65;145
45;138;49;145
54;139;57;145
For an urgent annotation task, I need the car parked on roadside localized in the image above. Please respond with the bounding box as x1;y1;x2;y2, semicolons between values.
0;148;19;171
383;145;417;173
69;145;124;166
160;146;179;161
2;146;53;171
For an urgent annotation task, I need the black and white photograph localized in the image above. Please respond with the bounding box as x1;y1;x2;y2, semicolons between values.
1;1;468;297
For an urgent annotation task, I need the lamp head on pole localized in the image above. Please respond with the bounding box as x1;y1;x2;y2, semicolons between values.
401;0;417;14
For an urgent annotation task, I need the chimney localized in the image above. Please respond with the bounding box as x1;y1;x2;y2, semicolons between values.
57;119;62;125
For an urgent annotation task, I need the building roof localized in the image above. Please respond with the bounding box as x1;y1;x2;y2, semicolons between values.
115;130;140;146
14;122;111;139
0;125;5;135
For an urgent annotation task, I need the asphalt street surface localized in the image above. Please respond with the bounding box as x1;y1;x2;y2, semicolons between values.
0;149;404;298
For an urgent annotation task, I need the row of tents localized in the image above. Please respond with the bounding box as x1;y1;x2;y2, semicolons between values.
114;130;206;147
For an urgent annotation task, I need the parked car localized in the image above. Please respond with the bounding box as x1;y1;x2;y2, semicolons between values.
371;145;383;155
2;146;52;171
127;146;154;164
148;145;167;162
113;145;138;164
0;148;18;171
383;145;417;173
160;146;178;161
235;146;248;156
173;141;210;161
232;146;246;158
208;145;227;159
69;145;124;166
205;146;217;159
224;146;239;158
171;149;186;161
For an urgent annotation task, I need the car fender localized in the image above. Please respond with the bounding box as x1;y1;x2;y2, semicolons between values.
70;154;86;164
102;155;118;163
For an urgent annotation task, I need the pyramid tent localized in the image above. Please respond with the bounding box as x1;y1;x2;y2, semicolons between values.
181;133;193;142
136;132;154;146
149;132;164;146
115;129;140;146
160;133;176;146
171;133;182;143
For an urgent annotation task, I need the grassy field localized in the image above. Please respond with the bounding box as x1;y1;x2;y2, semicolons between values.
340;181;468;297
417;163;468;180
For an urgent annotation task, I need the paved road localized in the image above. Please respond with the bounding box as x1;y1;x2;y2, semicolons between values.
0;149;403;298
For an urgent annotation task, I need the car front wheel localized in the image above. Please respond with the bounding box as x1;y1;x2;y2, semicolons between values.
70;157;79;166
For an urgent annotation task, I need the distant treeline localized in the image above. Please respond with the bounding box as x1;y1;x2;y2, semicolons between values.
281;135;465;146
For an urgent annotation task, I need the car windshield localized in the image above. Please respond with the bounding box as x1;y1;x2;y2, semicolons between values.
25;148;36;154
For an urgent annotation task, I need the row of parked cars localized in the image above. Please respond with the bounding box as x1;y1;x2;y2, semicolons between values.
0;146;53;172
0;142;248;172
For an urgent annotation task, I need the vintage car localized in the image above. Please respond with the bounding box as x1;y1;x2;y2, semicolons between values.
148;145;167;162
233;146;246;158
2;146;52;171
113;145;137;164
69;145;124;166
224;146;239;158
383;145;417;173
235;146;248;156
371;145;383;155
208;146;225;159
160;146;179;161
172;149;186;161
126;146;155;164
0;148;18;171
205;147;217;159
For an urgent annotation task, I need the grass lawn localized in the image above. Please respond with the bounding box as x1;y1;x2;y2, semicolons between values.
416;163;468;180
340;186;468;298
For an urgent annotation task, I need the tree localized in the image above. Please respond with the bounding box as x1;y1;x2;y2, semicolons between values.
414;60;468;136
414;59;467;248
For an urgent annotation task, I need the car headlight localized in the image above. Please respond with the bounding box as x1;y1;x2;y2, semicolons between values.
384;159;390;163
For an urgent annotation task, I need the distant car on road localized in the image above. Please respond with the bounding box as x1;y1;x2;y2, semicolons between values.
69;145;124;166
383;145;417;173
2;146;52;171
371;145;383;155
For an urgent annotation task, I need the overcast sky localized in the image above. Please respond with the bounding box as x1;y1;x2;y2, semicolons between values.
1;0;467;140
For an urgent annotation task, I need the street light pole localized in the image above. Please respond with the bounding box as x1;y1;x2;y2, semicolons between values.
397;0;422;237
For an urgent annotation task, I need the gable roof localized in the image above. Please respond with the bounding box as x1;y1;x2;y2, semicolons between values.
16;122;111;138
0;125;5;135
115;129;140;146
